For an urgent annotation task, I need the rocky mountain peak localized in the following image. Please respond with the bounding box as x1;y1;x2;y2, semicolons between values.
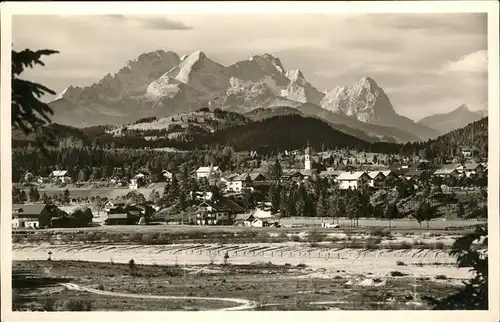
286;69;305;82
250;53;286;75
54;49;181;103
320;76;396;123
455;104;470;112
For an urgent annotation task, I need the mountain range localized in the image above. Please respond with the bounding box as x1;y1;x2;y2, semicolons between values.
50;49;479;143
417;104;486;134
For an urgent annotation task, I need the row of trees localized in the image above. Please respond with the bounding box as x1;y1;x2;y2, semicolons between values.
12;144;265;183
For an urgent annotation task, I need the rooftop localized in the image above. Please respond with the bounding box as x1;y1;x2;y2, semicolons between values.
12;203;47;216
336;171;368;181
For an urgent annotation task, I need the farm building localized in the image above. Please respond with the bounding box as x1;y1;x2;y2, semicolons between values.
103;204;151;225
12;203;64;229
234;213;256;227
233;213;271;227
336;171;370;190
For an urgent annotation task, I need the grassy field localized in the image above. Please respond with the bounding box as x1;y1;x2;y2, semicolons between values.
14;218;485;235
12;260;463;311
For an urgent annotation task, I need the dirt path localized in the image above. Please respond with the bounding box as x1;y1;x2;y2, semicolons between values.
60;283;257;311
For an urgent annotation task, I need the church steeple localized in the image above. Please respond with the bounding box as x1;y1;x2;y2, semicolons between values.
304;142;311;170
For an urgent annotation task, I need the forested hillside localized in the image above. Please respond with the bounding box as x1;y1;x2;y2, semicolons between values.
398;117;488;162
194;114;376;153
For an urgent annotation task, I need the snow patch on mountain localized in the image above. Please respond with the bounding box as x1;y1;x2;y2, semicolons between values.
320;77;395;123
161;50;230;99
283;69;324;105
54;49;180;103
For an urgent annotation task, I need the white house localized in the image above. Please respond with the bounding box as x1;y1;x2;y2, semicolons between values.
252;208;273;219
250;217;263;228
129;178;138;190
134;173;146;179
461;149;472;157
222;173;244;192
456;163;485;178
336;171;370;190
50;170;71;184
190;191;214;201
195;166;221;179
162;170;173;181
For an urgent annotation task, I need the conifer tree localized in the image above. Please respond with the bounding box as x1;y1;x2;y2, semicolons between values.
12;49;59;152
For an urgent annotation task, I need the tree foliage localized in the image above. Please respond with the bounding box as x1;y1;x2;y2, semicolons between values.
12;49;60;151
424;226;488;310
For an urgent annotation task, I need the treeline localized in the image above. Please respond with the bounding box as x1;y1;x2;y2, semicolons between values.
12;115;488;176
397;117;488;162
12;145;261;182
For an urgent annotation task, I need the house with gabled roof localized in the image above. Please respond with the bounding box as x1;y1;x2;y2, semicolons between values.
336;171;370;190
196;197;246;225
367;171;386;188
12;203;63;229
457;163;485;178
408;160;431;171
194;166;221;179
221;172;265;193
49;170;71;184
433;164;461;178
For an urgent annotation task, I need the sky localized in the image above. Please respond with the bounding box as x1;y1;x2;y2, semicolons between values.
12;13;488;121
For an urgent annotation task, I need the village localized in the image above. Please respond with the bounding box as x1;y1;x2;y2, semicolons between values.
12;145;488;231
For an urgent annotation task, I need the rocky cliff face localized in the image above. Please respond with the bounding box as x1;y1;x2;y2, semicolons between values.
57;50;181;104
321;77;395;123
50;49;441;141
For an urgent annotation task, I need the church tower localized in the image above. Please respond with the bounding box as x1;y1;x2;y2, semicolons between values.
304;143;311;170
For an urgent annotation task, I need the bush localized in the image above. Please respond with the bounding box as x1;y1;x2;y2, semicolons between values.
370;227;392;237
42;298;57;311
308;230;326;243
435;274;448;280
432;242;445;250
108;233;123;243
290;235;301;242
62;299;92;311
129;233;143;242
396;260;406;266
12;234;21;243
364;241;380;250
141;233;155;245
390;271;407;277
